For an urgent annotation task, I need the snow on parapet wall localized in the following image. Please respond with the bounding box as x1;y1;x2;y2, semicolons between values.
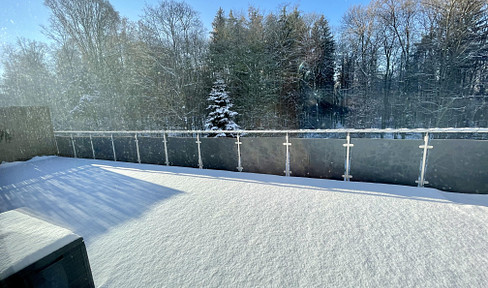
0;106;56;163
0;209;80;279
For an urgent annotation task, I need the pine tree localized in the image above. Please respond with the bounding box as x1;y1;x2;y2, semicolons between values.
311;15;335;98
204;77;240;137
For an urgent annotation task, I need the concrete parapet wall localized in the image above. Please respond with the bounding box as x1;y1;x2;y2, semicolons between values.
0;107;56;162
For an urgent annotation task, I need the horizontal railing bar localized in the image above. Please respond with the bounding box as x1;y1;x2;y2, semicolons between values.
54;134;162;138
54;128;488;135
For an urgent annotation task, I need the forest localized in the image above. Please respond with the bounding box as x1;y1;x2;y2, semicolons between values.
0;0;487;131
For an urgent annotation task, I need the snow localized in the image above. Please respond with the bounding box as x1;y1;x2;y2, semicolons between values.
0;209;80;279
0;155;57;168
205;77;240;136
1;156;488;287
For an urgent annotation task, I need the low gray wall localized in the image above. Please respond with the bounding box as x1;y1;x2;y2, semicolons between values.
0;107;56;162
54;134;488;194
428;140;488;193
350;139;420;186
290;138;345;180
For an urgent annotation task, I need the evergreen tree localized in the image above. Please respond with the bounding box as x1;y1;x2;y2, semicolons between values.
204;77;240;137
311;16;335;99
209;8;228;73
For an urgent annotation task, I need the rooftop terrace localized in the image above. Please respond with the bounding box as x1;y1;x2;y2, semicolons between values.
1;156;487;287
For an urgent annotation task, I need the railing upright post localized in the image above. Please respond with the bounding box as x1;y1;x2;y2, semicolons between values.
196;133;203;169
283;132;292;177
236;134;243;172
135;134;141;164
89;134;96;159
342;132;354;181
111;134;117;161
70;134;77;158
54;135;60;156
163;132;169;166
416;132;433;187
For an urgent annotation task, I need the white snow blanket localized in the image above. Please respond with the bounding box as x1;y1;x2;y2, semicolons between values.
1;156;487;287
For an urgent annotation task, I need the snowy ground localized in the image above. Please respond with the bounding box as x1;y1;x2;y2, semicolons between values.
1;156;488;287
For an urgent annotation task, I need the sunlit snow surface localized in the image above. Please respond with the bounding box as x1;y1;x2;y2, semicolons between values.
1;156;487;287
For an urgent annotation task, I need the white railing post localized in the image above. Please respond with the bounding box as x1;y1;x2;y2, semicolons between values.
163;132;169;166
342;132;354;181
416;133;433;187
283;132;292;177
70;134;77;158
54;136;60;155
236;134;243;172
134;134;141;164
196;133;203;169
89;134;96;159
111;134;117;161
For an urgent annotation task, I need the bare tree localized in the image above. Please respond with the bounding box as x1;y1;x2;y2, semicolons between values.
140;0;207;128
374;0;420;127
1;39;52;107
415;0;487;126
44;0;120;67
340;4;382;127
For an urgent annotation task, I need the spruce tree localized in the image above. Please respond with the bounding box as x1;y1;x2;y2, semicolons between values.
204;77;240;137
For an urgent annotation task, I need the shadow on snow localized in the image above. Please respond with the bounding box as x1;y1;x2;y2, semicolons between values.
0;157;183;242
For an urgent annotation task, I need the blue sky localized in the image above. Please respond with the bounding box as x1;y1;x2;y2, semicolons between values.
0;0;370;47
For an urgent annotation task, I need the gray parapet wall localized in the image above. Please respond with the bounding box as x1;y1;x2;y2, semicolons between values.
54;134;488;194
349;139;420;186
290;138;345;180
0;106;56;163
200;137;238;171
428;139;488;193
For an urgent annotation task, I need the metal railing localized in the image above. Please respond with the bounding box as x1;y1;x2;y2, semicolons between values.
54;128;488;188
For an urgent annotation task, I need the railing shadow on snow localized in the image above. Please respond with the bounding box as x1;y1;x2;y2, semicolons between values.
0;157;184;242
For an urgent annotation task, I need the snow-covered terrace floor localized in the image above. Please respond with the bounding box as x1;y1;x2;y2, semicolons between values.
1;157;488;287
